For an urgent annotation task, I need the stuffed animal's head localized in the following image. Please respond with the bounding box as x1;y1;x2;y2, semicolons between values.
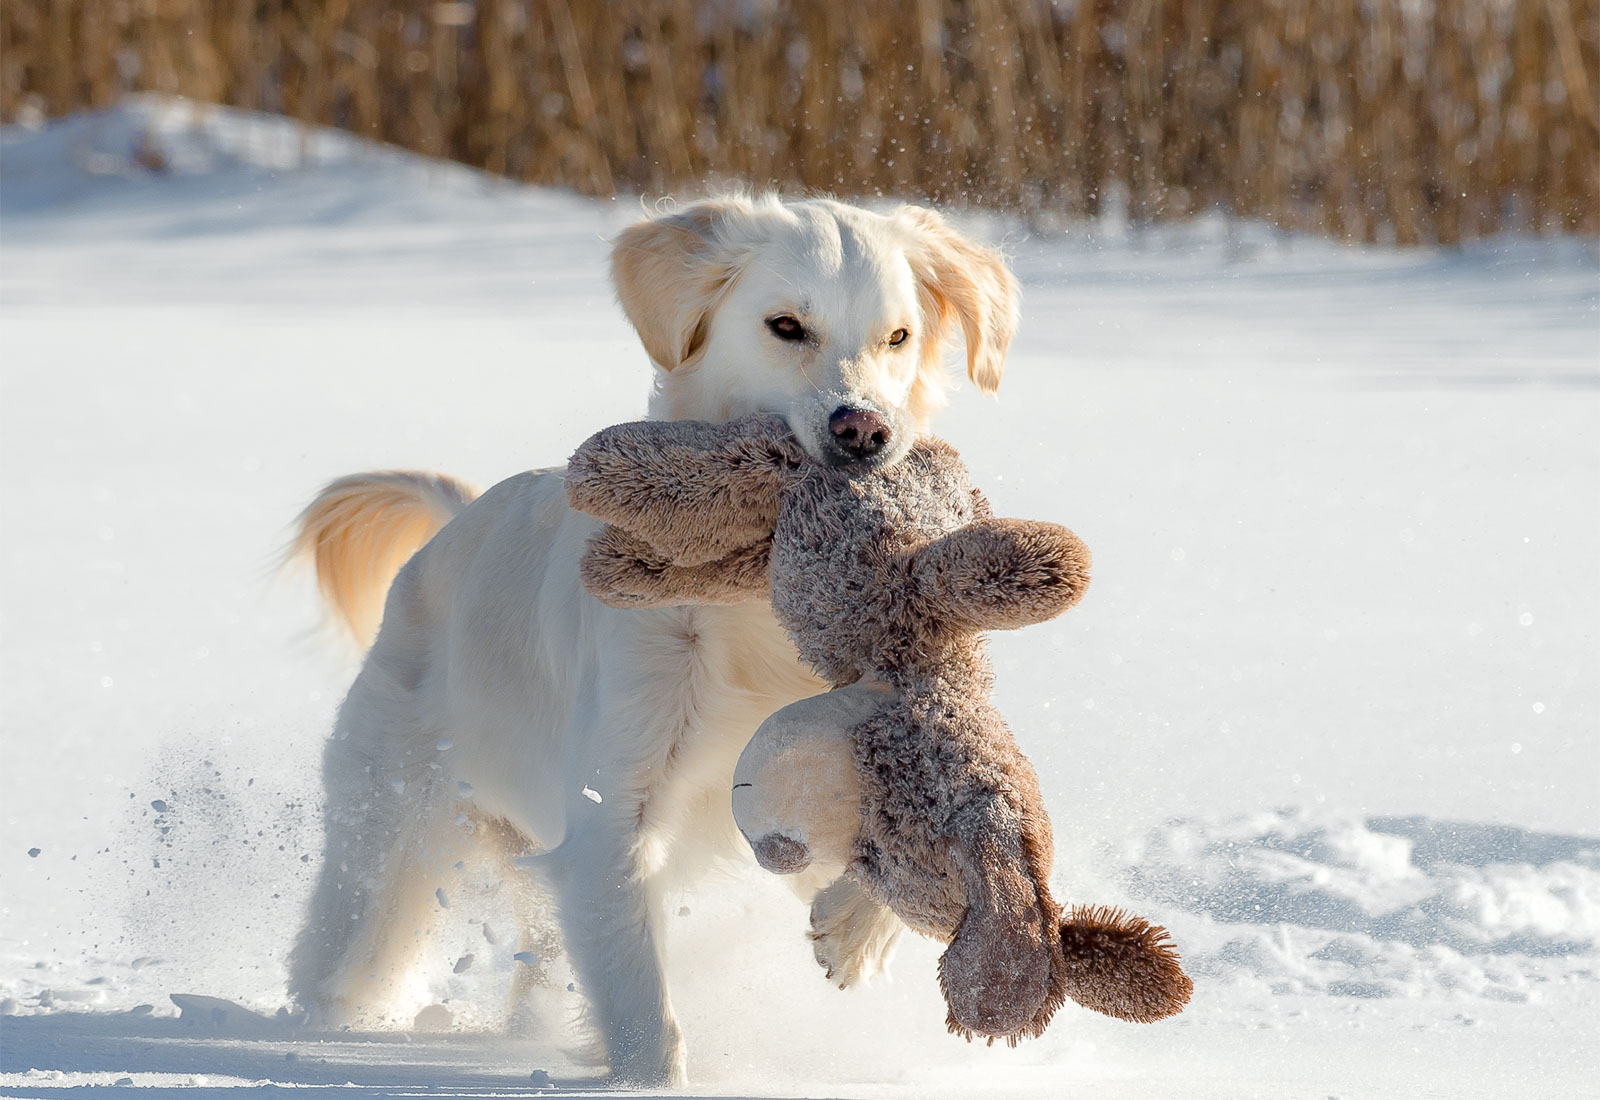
731;683;888;877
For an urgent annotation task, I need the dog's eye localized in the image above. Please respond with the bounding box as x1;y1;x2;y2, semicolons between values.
888;328;909;347
766;315;806;342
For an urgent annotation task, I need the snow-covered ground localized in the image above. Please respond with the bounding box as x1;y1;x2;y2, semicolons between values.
1;97;1597;1098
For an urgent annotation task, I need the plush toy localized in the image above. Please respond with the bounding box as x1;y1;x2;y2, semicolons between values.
566;415;1192;1041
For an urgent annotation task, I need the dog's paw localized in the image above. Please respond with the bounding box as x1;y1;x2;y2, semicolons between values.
807;878;905;989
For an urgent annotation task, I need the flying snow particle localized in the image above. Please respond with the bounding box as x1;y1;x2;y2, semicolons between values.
436;888;450;909
1510;743;1523;754
529;1069;553;1087
436;738;453;751
582;786;603;804
26;848;40;858
1532;702;1545;714
453;954;474;973
1519;613;1534;626
457;781;474;797
514;951;540;966
482;923;498;945
150;800;167;812
413;1004;453;1031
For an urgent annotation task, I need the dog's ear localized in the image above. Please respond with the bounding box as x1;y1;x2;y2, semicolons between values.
611;197;751;371
896;206;1020;395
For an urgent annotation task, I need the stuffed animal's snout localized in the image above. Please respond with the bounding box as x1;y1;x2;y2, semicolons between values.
747;831;814;874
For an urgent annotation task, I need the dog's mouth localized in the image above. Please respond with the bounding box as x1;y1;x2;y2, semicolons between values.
818;444;900;473
799;432;912;473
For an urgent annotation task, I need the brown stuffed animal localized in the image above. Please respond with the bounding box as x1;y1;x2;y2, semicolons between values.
566;415;1192;1042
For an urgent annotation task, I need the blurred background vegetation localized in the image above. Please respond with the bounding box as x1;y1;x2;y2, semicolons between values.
2;0;1595;244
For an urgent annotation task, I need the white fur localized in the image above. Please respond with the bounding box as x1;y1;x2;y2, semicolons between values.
286;194;1019;1086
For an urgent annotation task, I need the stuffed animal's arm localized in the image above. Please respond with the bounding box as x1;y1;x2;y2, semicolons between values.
566;414;805;566
911;518;1091;632
580;525;772;608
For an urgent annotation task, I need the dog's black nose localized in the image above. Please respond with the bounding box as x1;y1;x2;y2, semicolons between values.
828;406;892;459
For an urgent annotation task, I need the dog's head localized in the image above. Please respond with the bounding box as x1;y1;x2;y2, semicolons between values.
611;195;1019;471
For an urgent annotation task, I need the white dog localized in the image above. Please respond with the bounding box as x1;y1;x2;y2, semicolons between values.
285;194;1019;1085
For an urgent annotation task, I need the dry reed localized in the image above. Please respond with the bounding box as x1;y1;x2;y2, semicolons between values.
2;0;1595;243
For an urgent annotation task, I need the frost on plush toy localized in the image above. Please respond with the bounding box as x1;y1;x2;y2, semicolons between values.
566;415;1192;1041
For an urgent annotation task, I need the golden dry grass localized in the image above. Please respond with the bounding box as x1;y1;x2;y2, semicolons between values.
3;0;1595;243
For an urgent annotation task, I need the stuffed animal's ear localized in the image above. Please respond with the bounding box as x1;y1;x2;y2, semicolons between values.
1057;906;1193;1023
896;205;1020;395
566;415;802;565
911;517;1090;633
580;525;771;609
611;197;752;371
938;813;1060;1044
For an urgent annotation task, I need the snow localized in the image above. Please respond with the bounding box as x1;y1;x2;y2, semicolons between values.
1;96;1597;1097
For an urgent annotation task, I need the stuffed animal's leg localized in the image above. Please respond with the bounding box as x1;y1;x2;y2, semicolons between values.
808;876;906;989
565;415;803;565
938;803;1061;1043
580;526;771;608
909;517;1092;632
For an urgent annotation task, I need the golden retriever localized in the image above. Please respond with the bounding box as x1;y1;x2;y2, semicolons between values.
284;193;1019;1085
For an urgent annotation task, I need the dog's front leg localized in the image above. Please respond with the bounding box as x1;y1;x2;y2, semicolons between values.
808;876;906;989
544;805;686;1087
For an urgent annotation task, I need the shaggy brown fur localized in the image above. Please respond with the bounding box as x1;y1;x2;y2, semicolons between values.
565;415;1191;1041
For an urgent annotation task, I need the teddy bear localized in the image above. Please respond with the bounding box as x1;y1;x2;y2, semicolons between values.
565;414;1192;1041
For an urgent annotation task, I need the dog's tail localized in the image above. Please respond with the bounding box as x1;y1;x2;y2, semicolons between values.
286;471;479;649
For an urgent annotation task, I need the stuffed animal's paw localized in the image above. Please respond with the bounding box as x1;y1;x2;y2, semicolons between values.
807;878;905;989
